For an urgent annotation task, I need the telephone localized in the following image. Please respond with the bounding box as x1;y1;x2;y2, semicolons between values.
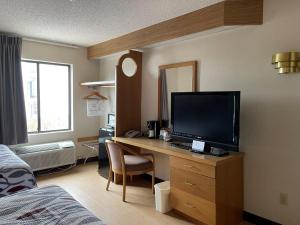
124;130;142;138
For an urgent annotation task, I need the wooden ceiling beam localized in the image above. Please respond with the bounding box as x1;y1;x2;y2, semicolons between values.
87;0;263;59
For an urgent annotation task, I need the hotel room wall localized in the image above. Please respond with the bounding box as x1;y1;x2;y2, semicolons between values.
22;41;100;159
98;1;300;224
98;56;117;127
141;1;300;224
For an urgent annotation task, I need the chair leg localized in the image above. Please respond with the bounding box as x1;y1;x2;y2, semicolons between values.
114;172;117;184
152;169;155;194
106;169;112;191
122;173;127;202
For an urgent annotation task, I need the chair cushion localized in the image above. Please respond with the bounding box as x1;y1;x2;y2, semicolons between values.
124;155;153;172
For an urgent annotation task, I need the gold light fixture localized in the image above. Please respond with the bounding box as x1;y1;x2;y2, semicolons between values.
272;52;300;74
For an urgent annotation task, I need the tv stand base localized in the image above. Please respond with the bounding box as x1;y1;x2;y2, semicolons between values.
171;141;230;157
210;147;229;156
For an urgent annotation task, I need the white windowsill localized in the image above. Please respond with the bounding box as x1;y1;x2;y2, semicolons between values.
28;129;74;136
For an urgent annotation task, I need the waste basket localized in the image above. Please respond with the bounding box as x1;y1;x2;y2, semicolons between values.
154;181;171;213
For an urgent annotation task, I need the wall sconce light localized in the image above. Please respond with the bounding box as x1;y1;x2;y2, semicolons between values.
272;52;300;74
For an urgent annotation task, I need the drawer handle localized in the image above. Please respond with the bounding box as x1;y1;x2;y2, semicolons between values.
183;164;193;168
184;203;196;209
184;164;202;173
185;181;195;186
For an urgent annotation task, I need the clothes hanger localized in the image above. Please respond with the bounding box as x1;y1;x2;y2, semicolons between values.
83;91;108;100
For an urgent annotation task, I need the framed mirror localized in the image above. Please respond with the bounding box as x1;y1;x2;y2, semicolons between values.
122;57;137;77
158;61;197;128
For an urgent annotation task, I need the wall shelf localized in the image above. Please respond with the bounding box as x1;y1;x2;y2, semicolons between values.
80;80;115;87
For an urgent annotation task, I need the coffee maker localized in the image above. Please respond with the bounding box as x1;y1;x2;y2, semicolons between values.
147;120;160;139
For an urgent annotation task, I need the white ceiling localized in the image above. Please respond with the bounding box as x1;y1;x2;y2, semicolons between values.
0;0;222;47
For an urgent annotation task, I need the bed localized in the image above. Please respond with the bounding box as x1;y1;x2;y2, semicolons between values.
0;185;105;225
0;145;36;197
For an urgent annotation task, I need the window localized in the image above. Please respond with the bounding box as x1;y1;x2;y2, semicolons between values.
22;60;71;133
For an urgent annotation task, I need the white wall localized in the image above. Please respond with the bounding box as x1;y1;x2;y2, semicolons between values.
142;1;300;224
22;40;100;159
98;57;117;127
98;0;300;224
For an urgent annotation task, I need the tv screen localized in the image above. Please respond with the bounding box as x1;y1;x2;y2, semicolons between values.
171;92;240;151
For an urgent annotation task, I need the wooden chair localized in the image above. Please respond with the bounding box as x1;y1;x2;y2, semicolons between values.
105;140;155;202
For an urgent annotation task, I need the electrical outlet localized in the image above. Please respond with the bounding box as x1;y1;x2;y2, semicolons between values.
279;193;288;206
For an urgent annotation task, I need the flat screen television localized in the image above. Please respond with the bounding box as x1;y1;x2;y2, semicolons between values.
171;91;240;151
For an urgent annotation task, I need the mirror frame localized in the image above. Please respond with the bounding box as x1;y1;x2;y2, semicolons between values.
157;60;197;123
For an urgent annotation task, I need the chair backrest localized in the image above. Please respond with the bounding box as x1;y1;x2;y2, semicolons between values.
105;141;124;172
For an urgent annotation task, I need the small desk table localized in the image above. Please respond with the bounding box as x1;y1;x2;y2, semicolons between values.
82;141;99;164
112;137;242;166
113;137;244;225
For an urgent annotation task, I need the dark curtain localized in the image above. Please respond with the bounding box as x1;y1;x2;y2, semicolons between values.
0;35;28;145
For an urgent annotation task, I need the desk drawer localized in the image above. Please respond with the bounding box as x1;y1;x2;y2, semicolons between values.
170;157;215;178
171;188;216;225
171;167;215;202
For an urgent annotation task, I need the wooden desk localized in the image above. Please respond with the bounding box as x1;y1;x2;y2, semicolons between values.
113;137;244;225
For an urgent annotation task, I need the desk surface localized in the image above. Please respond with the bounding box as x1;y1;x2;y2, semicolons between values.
113;137;243;166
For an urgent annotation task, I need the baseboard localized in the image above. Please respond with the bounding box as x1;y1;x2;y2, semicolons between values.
34;157;100;176
34;163;76;176
76;156;98;165
243;211;282;225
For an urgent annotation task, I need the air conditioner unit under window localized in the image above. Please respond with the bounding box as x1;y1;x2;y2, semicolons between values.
11;141;76;172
